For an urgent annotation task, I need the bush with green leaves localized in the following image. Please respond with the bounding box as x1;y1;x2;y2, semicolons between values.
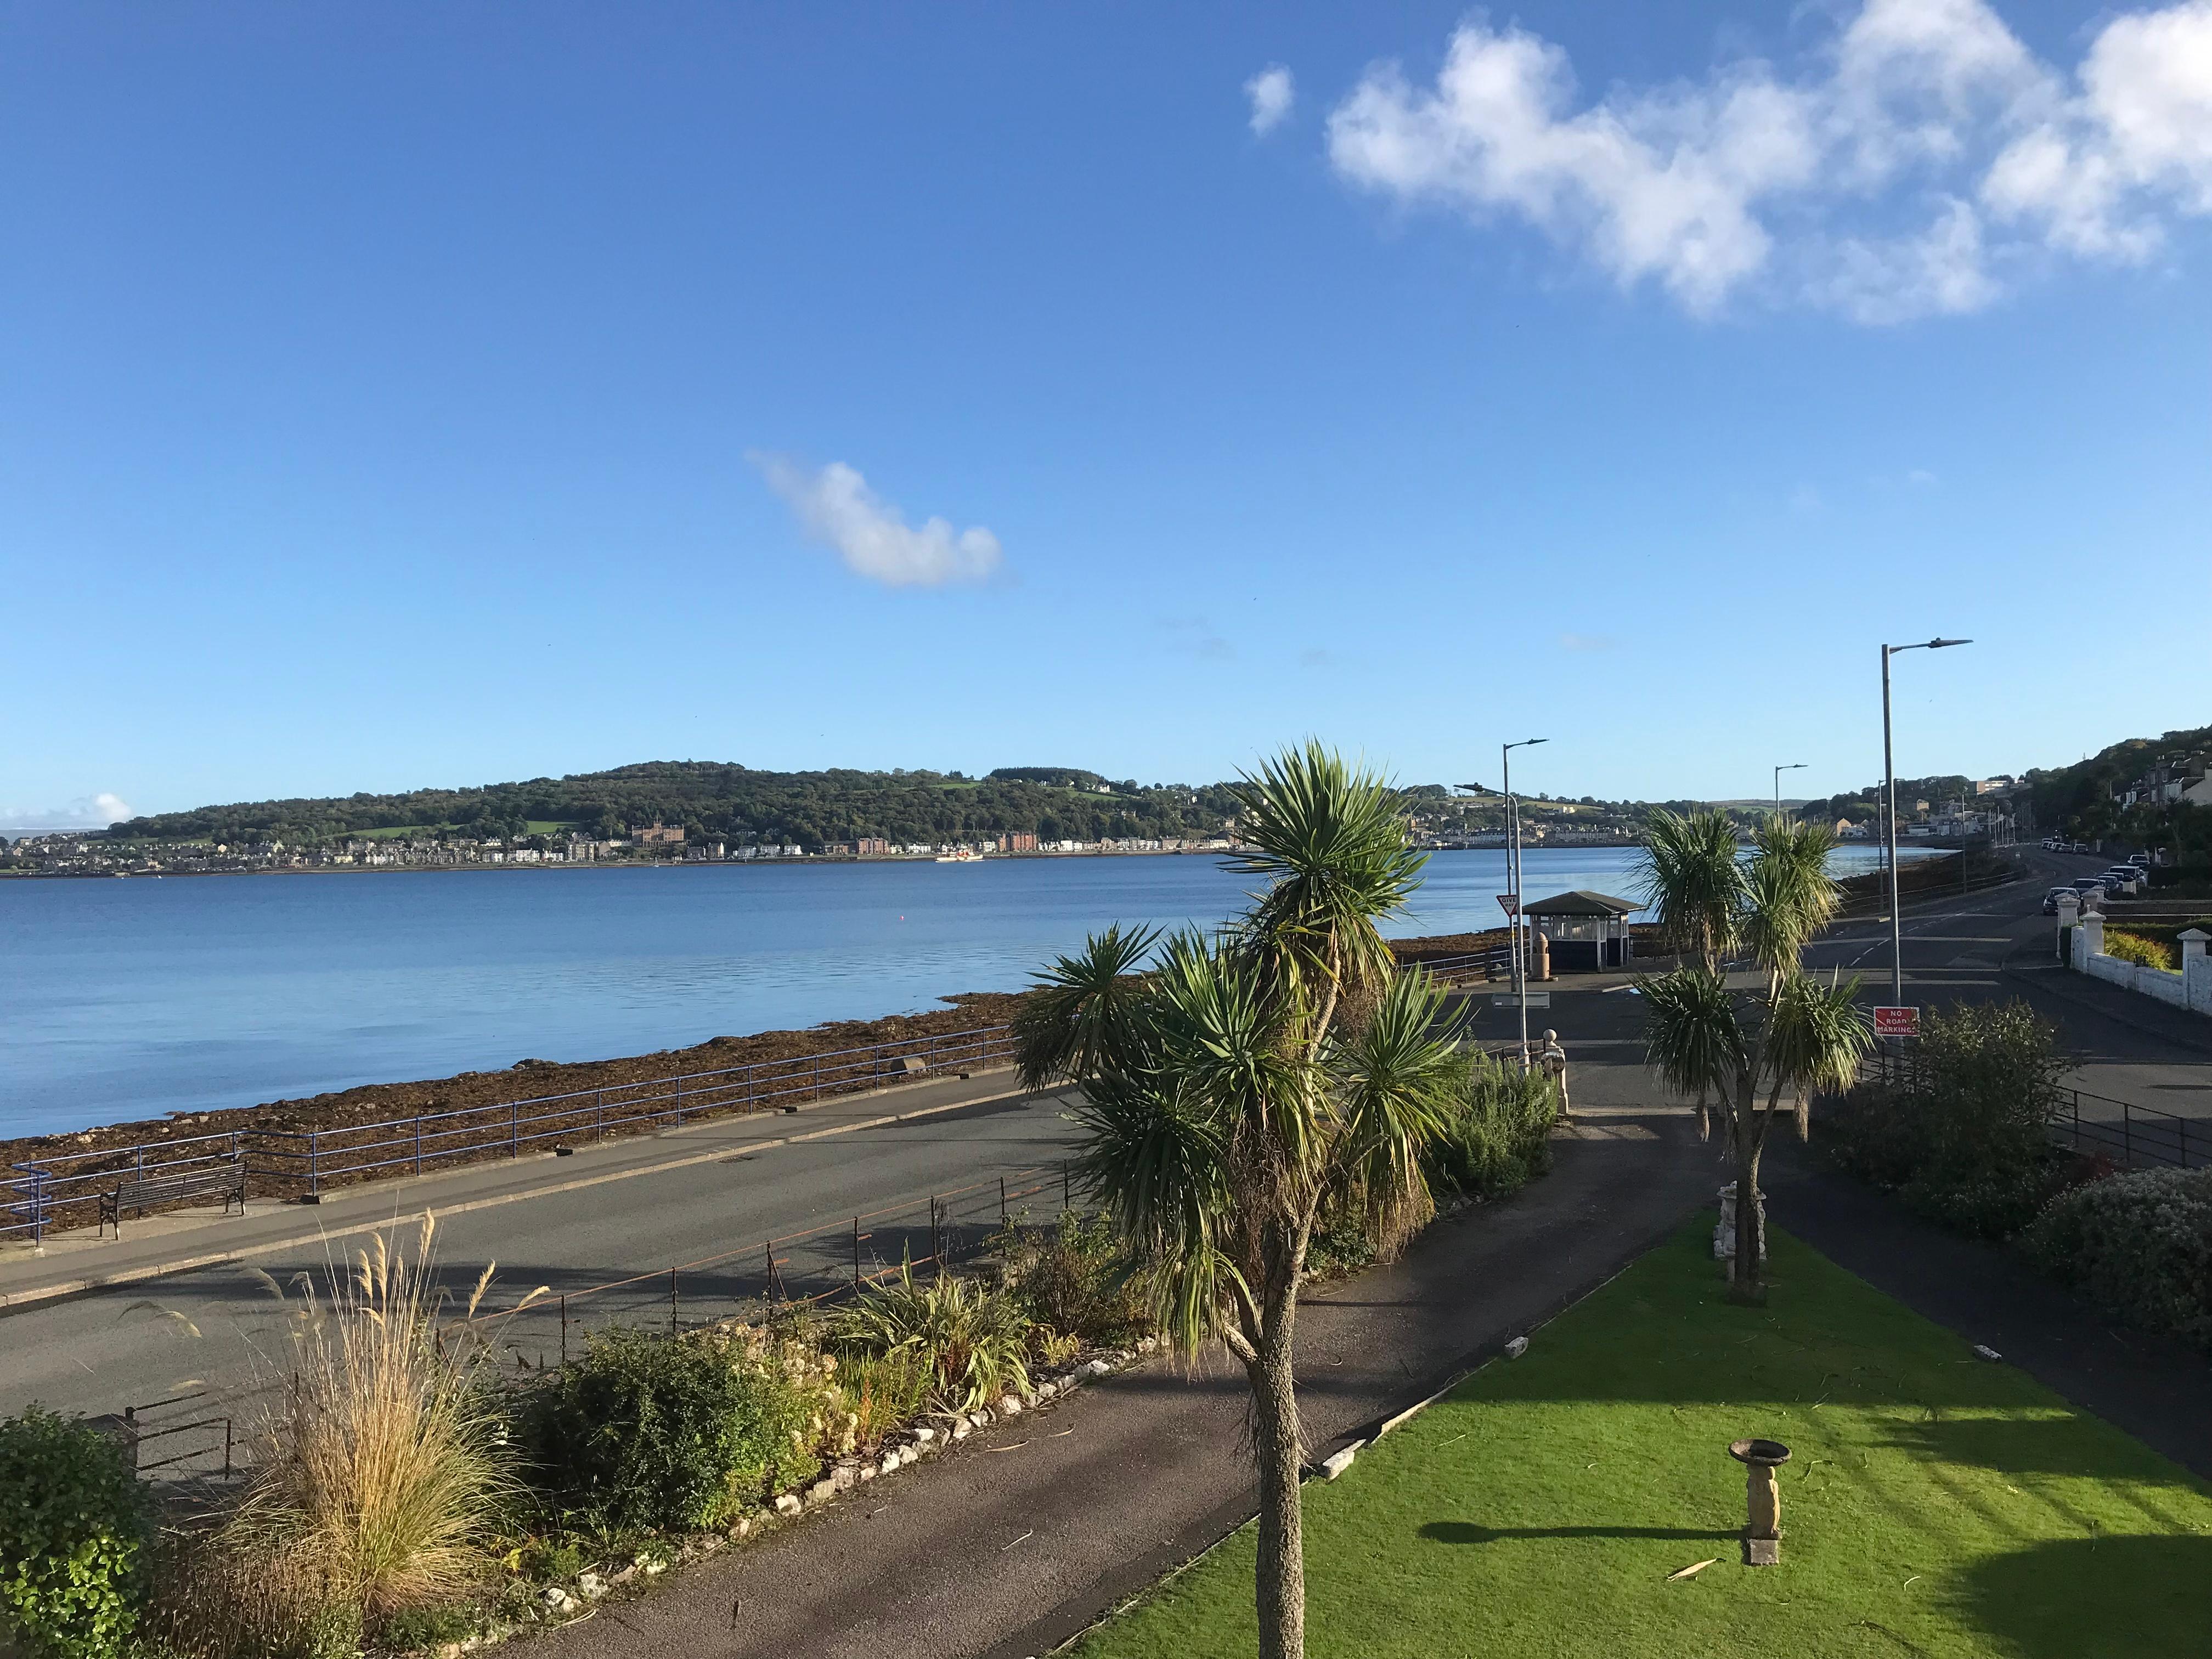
2021;1167;2212;1348
998;1211;1147;1351
2102;928;2176;970
517;1325;827;1532
830;1263;1031;1413
1824;1000;2073;1238
1423;1050;1556;1200
0;1408;153;1659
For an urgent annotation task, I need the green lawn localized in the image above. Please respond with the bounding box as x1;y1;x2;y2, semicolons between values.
1074;1220;2211;1659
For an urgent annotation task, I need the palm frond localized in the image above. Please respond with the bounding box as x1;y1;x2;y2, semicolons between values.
1741;816;1842;979
1634;809;1745;968
1328;968;1466;1207
1639;966;1746;1103
1226;741;1425;1023
1010;922;1162;1088
1763;970;1873;1097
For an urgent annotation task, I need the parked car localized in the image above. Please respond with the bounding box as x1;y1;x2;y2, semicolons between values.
2129;853;2153;867
2102;868;2142;889
2042;887;2078;914
2072;878;2109;896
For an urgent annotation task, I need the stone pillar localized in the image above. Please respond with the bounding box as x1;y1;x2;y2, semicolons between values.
2182;929;2210;1016
1532;929;1551;981
2079;910;2106;963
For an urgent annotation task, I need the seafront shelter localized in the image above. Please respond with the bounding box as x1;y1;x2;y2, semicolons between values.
1523;890;1638;972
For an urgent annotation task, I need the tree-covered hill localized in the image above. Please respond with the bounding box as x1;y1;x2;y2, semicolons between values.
99;761;1248;849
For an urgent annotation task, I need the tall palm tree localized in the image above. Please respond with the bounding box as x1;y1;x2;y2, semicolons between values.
1636;808;1746;974
1635;808;1746;1137
1013;742;1463;1659
1639;827;1871;1300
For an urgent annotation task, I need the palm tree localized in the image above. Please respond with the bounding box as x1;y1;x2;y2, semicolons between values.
1638;826;1872;1300
1013;742;1464;1659
1635;808;1746;1137
1636;808;1746;973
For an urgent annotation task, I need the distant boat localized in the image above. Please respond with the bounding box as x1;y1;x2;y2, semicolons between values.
935;849;984;863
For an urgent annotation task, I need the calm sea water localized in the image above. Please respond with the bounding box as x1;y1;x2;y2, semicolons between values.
0;845;1914;1138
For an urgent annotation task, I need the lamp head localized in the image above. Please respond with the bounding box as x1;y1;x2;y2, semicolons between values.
1927;637;1971;649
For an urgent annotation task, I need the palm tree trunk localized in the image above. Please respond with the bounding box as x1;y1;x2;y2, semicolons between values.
1249;1324;1306;1659
1729;1075;1765;1303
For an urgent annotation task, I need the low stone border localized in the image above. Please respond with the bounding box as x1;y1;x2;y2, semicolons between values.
405;1338;1165;1657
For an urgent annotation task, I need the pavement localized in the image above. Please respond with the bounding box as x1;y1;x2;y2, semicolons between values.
529;1106;1721;1659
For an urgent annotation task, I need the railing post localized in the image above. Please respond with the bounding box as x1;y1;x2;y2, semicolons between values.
930;1195;940;1268
509;1102;519;1159
669;1267;679;1334
1063;1160;1072;1215
1000;1176;1007;1227
2124;1104;2133;1166
308;1131;320;1197
852;1216;861;1291
815;1054;822;1103
674;1075;683;1127
560;1295;569;1367
414;1115;422;1178
596;1090;605;1141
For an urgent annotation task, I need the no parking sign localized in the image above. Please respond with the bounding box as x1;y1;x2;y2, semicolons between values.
1874;1006;1921;1039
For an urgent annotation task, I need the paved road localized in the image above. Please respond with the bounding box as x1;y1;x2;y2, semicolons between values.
0;1082;1087;1435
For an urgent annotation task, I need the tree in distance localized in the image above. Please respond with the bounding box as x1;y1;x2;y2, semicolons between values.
1635;811;1872;1301
1013;742;1466;1659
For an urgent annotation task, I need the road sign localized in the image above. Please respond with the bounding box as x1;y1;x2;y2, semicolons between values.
1495;992;1550;1008
1874;1006;1920;1038
1497;894;1519;915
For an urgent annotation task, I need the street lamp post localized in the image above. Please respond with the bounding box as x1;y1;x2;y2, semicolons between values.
1773;763;1808;820
1881;639;1971;1011
1503;738;1548;1066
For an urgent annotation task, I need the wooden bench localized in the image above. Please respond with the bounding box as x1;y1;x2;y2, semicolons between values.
97;1162;247;1238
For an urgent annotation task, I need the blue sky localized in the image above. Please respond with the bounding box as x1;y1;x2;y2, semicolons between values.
5;1;2208;833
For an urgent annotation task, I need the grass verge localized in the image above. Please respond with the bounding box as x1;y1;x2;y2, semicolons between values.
1070;1218;2212;1659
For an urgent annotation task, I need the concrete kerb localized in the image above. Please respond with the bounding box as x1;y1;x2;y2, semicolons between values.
0;1071;1038;1316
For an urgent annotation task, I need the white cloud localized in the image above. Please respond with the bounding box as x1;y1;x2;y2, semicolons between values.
1246;64;1296;135
1324;1;2212;322
752;455;1002;588
1;792;132;838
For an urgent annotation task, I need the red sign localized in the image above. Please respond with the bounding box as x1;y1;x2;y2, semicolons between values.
1874;1006;1921;1038
1497;894;1519;915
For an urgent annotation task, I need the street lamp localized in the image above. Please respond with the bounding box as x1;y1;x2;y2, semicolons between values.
1773;763;1808;820
1881;639;1971;1010
1503;739;1548;1064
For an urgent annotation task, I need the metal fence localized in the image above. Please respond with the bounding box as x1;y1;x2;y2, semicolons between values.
5;1024;1018;1245
1859;1051;2205;1171
112;1162;1081;1485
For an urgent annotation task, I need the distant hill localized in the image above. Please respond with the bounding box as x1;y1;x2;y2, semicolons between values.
90;760;1707;853
2024;724;2212;838
99;761;1246;849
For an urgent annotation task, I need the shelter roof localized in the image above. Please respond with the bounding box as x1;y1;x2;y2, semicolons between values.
1521;890;1639;917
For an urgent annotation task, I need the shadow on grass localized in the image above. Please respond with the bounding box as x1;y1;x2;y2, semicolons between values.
1963;1534;2212;1659
1883;1413;2198;1486
1420;1522;1737;1545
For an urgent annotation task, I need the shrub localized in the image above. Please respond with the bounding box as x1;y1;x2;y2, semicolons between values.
840;1352;933;1453
198;1220;522;1657
998;1211;1146;1351
830;1263;1032;1413
2103;928;2176;970
2022;1168;2212;1347
1824;1000;2073;1238
520;1324;830;1533
1424;1051;1556;1200
0;1408;153;1659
